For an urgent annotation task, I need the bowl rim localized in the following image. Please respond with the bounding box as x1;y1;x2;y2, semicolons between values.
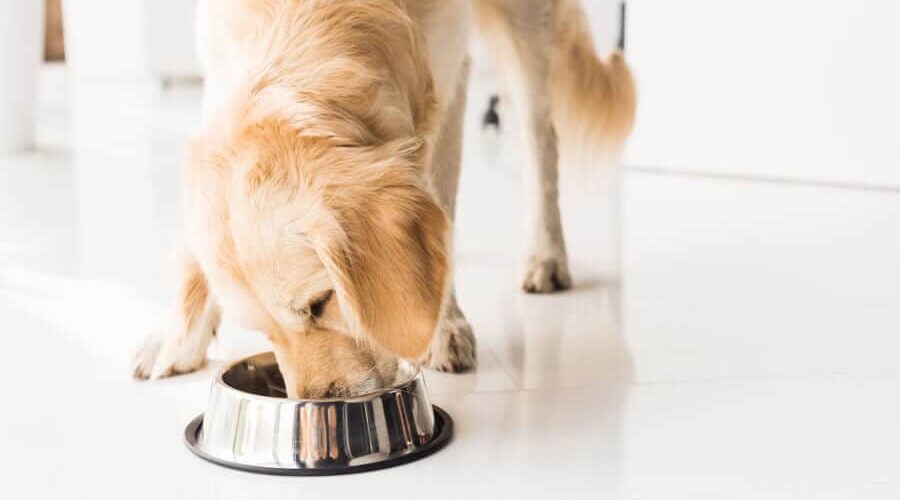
213;351;423;404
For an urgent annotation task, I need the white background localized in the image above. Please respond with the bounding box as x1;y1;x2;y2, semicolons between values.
3;2;900;499
625;0;900;188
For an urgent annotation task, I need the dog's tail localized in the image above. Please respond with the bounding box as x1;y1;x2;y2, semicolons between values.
551;0;636;168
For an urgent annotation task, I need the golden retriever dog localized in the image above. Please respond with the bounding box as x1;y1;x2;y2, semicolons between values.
133;0;635;398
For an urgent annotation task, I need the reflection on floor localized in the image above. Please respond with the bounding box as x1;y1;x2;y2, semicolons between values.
1;66;899;500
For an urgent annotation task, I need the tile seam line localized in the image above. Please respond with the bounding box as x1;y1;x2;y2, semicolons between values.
626;165;900;195
430;367;900;396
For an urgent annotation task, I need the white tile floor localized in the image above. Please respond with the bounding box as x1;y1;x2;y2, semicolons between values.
2;66;900;499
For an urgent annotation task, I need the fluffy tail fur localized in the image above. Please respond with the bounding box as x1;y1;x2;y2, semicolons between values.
551;0;636;167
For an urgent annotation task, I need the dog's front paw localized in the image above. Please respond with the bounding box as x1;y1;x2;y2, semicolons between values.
131;331;208;380
522;254;572;293
424;308;477;373
132;333;163;380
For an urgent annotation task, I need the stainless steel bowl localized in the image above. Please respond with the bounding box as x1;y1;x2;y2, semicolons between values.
184;352;452;475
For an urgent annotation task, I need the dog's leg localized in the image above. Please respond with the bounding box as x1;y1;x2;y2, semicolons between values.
424;59;477;373
132;252;221;379
477;0;571;293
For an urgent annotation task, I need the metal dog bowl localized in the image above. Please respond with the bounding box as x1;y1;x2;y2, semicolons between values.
184;352;452;475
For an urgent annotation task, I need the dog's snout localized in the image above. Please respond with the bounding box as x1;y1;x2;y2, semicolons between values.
272;328;396;399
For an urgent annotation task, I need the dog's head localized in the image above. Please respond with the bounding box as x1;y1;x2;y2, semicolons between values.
189;117;448;398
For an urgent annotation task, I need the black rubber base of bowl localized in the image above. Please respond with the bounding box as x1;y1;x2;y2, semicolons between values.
184;406;453;476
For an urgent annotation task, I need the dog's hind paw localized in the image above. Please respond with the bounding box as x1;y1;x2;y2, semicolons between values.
522;255;572;293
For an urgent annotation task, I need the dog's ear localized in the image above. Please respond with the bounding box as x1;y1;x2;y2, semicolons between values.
311;141;450;360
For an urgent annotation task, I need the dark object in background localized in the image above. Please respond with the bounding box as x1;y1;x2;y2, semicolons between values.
45;0;65;61
482;1;627;134
482;94;501;130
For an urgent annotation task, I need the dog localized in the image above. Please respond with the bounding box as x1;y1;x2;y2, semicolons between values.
132;0;635;398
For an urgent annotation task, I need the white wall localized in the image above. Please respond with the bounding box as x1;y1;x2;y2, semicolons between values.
63;0;199;80
581;0;624;56
144;0;201;79
624;0;900;188
0;0;44;152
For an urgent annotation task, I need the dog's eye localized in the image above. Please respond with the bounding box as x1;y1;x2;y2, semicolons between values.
308;290;333;320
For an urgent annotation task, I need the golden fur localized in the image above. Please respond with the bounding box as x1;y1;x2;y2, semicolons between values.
184;0;449;397
475;0;636;166
134;0;636;398
551;0;636;164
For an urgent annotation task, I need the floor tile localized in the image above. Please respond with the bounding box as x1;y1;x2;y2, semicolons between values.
2;65;900;500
